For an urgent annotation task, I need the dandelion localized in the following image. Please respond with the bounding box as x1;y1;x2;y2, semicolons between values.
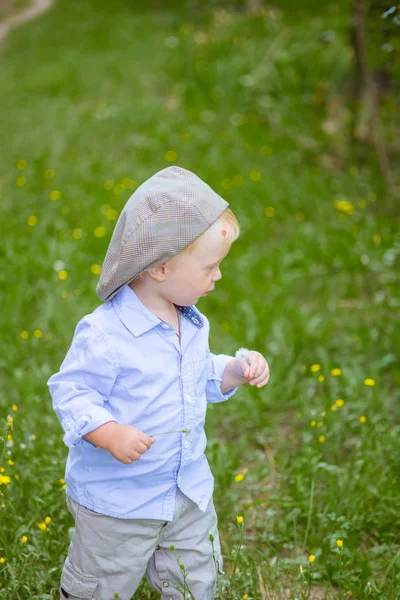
0;475;11;485
33;329;42;339
49;190;61;201
335;399;345;407
249;170;261;182
359;415;367;424
309;554;315;563
364;378;375;387
310;364;321;372
91;264;101;275
44;169;55;180
45;516;51;524
317;421;323;428
234;473;245;482
243;595;249;600
319;435;325;443
16;176;26;187
331;368;342;376
318;375;325;383
12;405;18;412
310;420;317;427
72;228;83;240
94;226;106;238
334;198;355;215
236;515;244;524
59;478;65;484
7;460;14;466
336;539;343;548
37;522;47;532
27;215;38;227
0;557;5;563
21;330;29;339
164;150;178;162
7;417;13;425
331;404;338;411
321;411;326;417
21;535;28;544
30;434;36;441
264;206;275;217
17;159;27;170
58;270;68;281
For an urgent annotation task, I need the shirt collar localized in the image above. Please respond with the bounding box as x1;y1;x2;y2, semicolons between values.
111;285;203;338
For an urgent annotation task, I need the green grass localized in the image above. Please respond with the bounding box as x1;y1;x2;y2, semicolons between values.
0;0;399;598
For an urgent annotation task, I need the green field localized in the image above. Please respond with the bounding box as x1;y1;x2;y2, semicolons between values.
0;0;399;598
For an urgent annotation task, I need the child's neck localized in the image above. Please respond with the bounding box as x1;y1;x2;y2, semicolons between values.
128;281;175;322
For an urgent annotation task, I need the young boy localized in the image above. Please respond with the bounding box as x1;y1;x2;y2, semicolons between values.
48;165;270;600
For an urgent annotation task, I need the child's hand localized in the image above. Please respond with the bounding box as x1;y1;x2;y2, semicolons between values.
235;351;270;388
105;424;155;464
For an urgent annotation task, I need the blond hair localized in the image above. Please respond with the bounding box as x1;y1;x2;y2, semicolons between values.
182;208;240;254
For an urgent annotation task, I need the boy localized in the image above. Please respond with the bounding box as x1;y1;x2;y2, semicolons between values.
48;166;270;600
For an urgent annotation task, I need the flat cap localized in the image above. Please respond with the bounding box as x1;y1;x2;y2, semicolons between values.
96;166;229;301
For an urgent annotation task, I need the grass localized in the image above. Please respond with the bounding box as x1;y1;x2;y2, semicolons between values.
0;0;399;598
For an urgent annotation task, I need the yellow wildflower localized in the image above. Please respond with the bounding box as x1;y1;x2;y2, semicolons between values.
330;368;342;376
310;364;321;372
335;399;345;407
44;169;55;180
33;329;42;339
164;150;178;162
30;434;36;441
45;516;51;524
59;478;65;484
236;515;244;524
21;330;29;339
364;378;375;387
334;198;355;215
249;170;261;182
317;421;323;428
321;411;326;417
17;159;27;170
309;554;315;563
94;226;106;238
27;215;38;227
72;228;83;240
37;522;47;532
331;404;337;412
49;190;61;201
7;417;13;425
264;206;275;217
299;565;303;573
243;595;249;600
310;420;317;427
7;460;14;466
234;473;245;482
21;535;28;544
359;415;367;424
58;270;68;281
90;264;101;275
318;375;325;383
319;435;325;443
336;539;343;548
0;475;11;485
16;176;26;187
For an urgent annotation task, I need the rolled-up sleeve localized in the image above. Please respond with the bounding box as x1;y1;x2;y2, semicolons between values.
205;353;238;403
47;319;118;448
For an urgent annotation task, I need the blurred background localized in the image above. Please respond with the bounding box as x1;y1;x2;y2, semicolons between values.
0;1;399;598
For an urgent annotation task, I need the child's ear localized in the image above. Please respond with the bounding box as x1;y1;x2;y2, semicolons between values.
148;264;167;281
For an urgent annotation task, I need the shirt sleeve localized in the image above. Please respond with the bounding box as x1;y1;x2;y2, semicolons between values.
205;352;238;403
47;318;118;448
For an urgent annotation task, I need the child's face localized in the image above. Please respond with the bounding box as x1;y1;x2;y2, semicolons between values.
161;219;231;307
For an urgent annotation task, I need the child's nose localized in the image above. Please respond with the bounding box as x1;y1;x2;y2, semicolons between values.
212;268;222;282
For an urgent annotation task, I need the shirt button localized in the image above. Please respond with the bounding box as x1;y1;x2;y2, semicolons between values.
161;324;169;329
163;581;169;588
185;394;193;404
184;440;190;449
64;422;71;431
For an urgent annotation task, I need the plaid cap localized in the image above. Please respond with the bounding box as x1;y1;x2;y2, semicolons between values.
96;166;229;302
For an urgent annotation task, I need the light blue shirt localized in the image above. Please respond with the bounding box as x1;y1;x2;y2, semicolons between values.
48;286;237;520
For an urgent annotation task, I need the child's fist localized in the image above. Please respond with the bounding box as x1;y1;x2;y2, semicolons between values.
105;424;155;464
236;350;270;388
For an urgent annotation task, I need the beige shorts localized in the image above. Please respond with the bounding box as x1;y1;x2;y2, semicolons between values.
60;488;223;600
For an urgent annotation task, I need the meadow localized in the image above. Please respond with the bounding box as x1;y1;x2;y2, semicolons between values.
0;0;399;598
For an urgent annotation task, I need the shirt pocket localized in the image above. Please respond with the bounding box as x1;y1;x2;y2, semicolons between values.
192;350;209;397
